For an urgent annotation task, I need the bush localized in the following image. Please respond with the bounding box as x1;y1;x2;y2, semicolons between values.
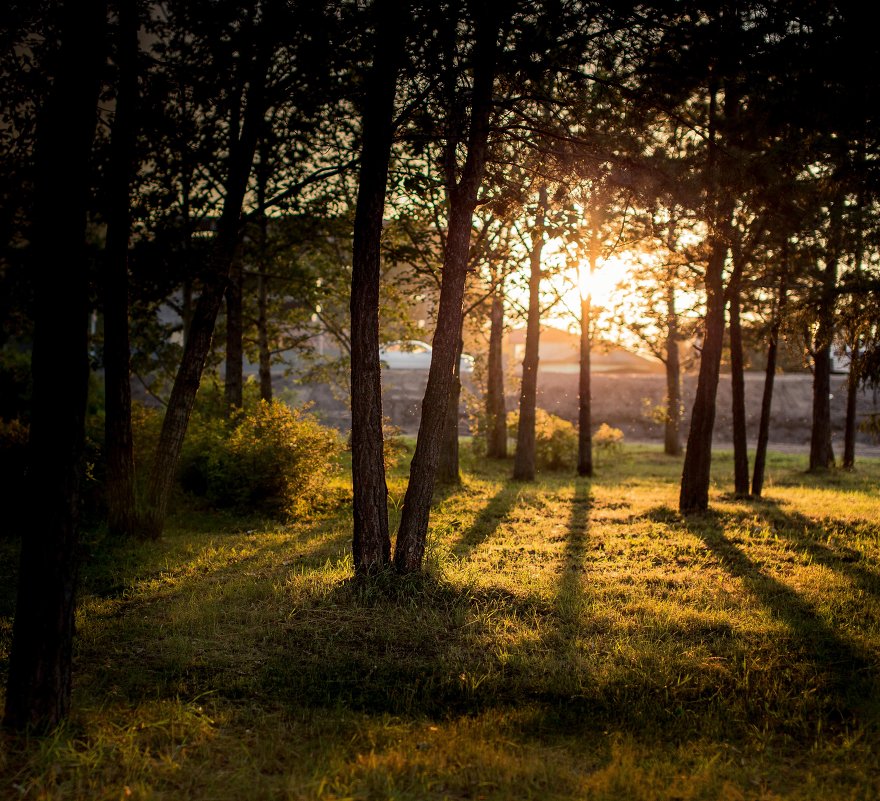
178;399;342;518
592;422;624;458
507;408;577;471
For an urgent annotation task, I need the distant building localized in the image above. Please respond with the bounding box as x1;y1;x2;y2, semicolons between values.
506;325;664;374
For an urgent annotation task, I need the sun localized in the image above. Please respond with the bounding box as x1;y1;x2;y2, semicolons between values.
542;252;634;329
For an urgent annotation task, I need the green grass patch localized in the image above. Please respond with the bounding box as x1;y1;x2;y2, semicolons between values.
1;445;879;799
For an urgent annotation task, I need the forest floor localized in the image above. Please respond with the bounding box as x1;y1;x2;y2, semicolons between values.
1;444;879;800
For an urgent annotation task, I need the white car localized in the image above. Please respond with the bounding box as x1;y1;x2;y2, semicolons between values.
379;340;474;374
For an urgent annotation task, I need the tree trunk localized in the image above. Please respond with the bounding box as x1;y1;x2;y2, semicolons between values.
394;9;497;573
809;256;837;471
664;287;681;456
103;0;138;537
255;144;273;402
679;79;733;514
4;0;105;732
679;238;727;512
140;53;267;540
181;277;193;347
437;333;463;484
843;346;859;469
486;288;507;458
224;251;244;409
752;276;786;497
728;279;750;496
577;293;592;476
577;216;600;476
257;271;272;402
513;188;547;481
349;0;404;572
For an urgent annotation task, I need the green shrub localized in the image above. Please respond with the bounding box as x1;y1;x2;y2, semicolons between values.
507;408;577;471
592;422;624;458
179;399;342;518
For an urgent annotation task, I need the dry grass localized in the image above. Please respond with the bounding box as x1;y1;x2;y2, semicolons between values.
1;444;879;800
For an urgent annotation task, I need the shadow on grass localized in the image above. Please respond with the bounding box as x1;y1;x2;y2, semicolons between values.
554;481;592;631
675;508;876;716
748;504;880;603
448;483;520;559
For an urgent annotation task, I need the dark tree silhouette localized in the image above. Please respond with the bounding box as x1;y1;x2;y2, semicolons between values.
350;0;406;572
4;0;106;732
103;0;140;536
394;5;500;573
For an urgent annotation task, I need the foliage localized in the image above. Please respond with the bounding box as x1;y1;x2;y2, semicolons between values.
507;408;577;471
592;422;624;457
860;413;880;443
177;398;342;519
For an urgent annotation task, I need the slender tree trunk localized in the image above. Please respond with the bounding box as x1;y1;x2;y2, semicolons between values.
103;0;138;537
809;256;837;471
577;292;592;476
843;171;865;469
843;346;860;469
486;287;507;458
224;251;244;409
140;54;267;539
513;188;547;481
181;277;193;347
752;276;786;497
394;10;497;573
350;0;404;572
664;287;681;456
4;0;105;732
577;217;601;476
680;238;727;512
255;143;273;402
437;332;464;484
679;79;733;514
257;266;272;401
729;278;750;496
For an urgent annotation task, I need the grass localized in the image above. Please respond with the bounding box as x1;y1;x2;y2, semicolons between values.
1;443;879;799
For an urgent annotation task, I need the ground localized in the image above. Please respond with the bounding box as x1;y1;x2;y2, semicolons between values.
1;444;878;800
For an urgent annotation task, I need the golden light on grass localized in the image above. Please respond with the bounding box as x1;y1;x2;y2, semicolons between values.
2;447;879;799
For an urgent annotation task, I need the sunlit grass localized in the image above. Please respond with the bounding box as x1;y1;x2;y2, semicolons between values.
1;444;879;799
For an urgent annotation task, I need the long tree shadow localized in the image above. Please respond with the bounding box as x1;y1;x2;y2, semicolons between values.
448;482;520;559
746;502;880;603
554;481;592;632
685;511;875;715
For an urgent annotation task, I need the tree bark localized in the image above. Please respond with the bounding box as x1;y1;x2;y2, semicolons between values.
577;293;592;476
679;77;733;514
513;187;547;481
350;0;404;572
577;215;600;476
752;276;786;497
663;286;682;456
679;236;727;512
224;251;244;409
257;266;272;401
140;48;268;539
437;332;464;484
394;9;498;573
728;276;750;496
4;0;106;732
809;255;837;471
843;346;859;469
486;287;507;458
103;0;139;537
255;142;273;402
